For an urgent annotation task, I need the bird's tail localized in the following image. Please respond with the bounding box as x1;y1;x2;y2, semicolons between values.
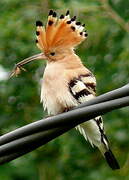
98;141;120;170
95;135;120;170
76;120;120;170
103;149;120;170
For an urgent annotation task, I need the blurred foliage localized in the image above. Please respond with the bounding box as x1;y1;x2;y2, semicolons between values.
0;0;129;179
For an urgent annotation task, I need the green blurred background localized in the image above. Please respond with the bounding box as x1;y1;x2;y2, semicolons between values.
0;0;129;179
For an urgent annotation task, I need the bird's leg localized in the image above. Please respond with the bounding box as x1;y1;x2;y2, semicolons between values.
45;108;72;118
63;107;72;112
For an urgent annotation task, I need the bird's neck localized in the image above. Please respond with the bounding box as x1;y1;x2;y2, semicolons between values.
53;53;84;70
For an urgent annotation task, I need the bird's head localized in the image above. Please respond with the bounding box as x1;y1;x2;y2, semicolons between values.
11;10;88;77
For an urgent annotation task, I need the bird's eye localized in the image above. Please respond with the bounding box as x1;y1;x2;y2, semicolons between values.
50;52;55;56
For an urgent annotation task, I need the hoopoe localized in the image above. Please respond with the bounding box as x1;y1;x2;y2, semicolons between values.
11;10;120;170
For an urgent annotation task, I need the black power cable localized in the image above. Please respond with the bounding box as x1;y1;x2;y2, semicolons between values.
0;84;128;164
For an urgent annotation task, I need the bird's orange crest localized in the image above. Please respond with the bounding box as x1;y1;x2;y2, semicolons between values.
36;10;88;53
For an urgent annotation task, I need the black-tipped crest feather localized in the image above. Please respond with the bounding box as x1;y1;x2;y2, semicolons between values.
36;21;43;26
66;10;70;16
49;10;53;16
36;10;88;52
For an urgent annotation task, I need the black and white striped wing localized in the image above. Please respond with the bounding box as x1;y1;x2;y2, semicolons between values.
69;73;106;147
68;73;120;170
69;74;96;104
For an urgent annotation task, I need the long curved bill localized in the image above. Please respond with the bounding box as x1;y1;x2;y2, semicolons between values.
10;53;46;78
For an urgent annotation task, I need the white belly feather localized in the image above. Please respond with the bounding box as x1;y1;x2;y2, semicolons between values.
41;62;78;115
